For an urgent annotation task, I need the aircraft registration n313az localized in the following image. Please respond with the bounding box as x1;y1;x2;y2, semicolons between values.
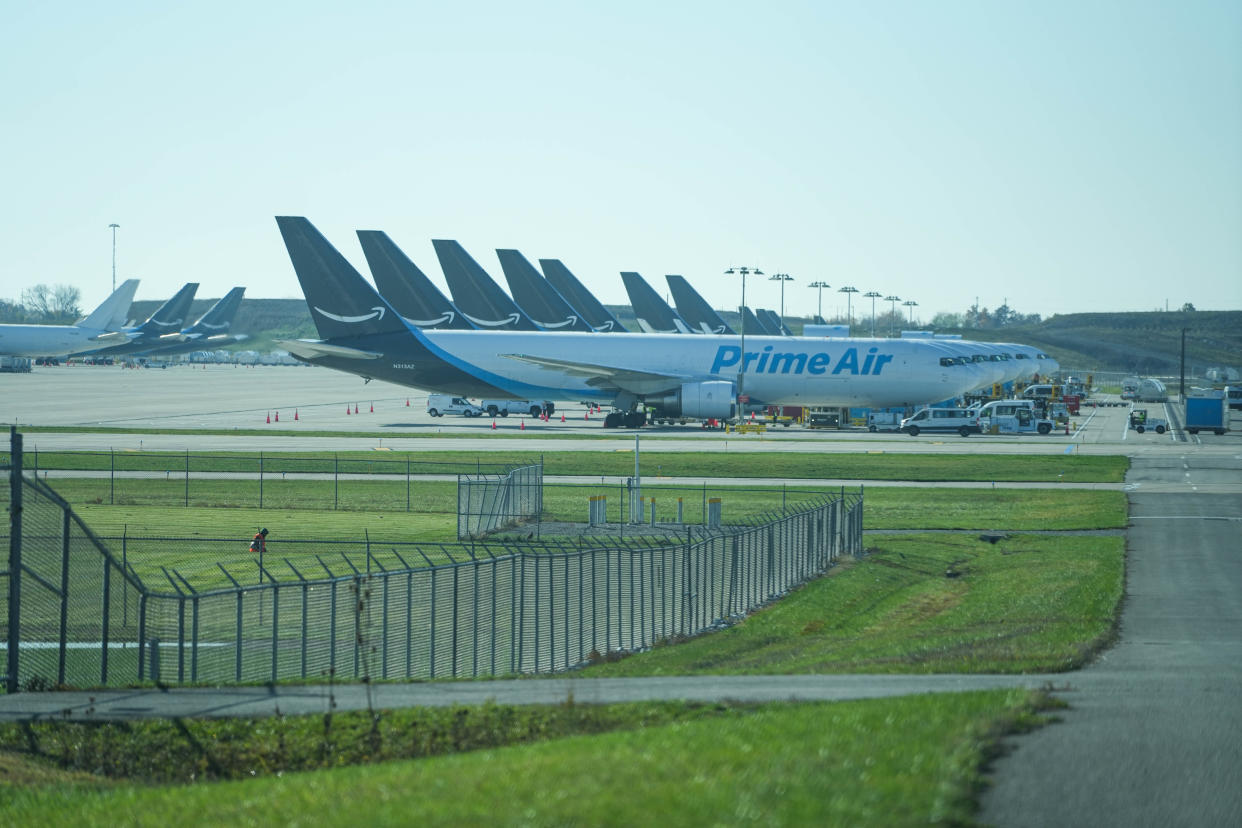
276;217;994;427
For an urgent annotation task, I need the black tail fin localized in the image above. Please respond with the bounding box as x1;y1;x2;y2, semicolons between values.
740;306;768;336
276;216;408;341
621;271;693;334
139;282;199;334
496;249;590;331
431;239;540;330
358;231;474;329
666;274;735;335
190;287;245;332
757;308;791;336
539;259;627;333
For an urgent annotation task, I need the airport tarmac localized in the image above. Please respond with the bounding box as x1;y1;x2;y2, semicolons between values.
4;364;1240;459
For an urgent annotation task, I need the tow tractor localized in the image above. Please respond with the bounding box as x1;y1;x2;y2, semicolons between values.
1129;408;1168;435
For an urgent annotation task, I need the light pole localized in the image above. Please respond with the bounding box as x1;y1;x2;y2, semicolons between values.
864;291;882;337
769;272;793;328
725;266;763;409
807;281;830;321
884;295;901;337
903;299;919;326
838;286;858;330
109;223;120;292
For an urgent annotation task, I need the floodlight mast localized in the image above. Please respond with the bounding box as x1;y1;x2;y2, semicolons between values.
769;272;794;328
838;285;858;330
864;291;882;337
725;265;763;412
884;295;901;337
807;281;830;320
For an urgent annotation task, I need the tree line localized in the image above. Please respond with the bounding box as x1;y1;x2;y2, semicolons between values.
0;284;83;324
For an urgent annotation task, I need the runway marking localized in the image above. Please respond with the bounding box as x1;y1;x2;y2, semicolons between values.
1129;515;1242;521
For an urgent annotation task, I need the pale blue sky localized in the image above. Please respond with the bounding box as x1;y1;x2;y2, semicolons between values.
3;1;1239;322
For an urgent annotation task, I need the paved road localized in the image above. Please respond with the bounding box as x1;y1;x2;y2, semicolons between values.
979;456;1242;827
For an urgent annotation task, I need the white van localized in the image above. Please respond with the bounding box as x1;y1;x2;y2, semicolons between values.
899;407;981;437
426;395;484;417
976;399;1054;434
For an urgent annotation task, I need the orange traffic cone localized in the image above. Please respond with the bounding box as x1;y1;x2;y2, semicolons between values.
294;409;299;421
585;410;590;420
560;413;565;422
274;411;279;422
370;402;374;413
405;398;410;407
491;420;497;430
346;405;351;415
354;403;359;414
265;412;270;424
521;419;526;430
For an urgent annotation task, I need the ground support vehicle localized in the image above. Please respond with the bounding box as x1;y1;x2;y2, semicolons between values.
1129;409;1168;434
1185;395;1228;435
867;410;904;432
976;400;1055;435
899;407;981;437
427;395;484;417
480;399;555;418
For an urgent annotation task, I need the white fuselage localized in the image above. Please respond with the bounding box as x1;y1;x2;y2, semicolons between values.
414;330;993;408
0;323;115;358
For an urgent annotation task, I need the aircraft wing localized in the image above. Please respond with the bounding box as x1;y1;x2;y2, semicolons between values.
276;339;384;360
501;353;683;395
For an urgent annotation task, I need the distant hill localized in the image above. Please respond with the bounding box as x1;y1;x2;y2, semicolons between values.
129;298;1241;376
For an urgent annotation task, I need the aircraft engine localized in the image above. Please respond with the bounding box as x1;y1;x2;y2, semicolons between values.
647;381;735;419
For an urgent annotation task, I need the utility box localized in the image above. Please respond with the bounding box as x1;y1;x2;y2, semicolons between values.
1186;395;1228;436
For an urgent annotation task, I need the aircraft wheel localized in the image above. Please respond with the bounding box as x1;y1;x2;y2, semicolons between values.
603;411;624;428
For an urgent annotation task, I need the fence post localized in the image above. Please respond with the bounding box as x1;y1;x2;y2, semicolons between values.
185;449;189;507
110;447;115;505
334;454;339;510
58;509;70;686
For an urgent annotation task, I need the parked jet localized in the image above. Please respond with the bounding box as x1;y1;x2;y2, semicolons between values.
621;272;694;333
757;308;793;337
357;231;473;330
71;282;199;357
539;259;628;332
746;307;780;336
141;287;249;356
666;274;734;335
0;279;139;358
275;217;998;427
432;239;540;331
496;249;591;331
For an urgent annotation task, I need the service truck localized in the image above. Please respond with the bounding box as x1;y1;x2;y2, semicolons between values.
479;399;555;418
1185;394;1228;436
426;395;484;417
976;399;1055;434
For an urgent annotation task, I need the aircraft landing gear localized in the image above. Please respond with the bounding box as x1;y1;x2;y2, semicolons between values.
602;410;648;428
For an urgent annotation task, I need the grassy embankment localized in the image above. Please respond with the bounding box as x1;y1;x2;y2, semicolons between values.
0;451;1123;823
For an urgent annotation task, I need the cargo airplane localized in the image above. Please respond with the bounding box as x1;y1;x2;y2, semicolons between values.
0;279;139;358
275;217;1014;426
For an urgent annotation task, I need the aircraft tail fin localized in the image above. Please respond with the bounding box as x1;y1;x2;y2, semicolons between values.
539;259;627;332
190;287;245;332
666;274;735;335
276;216;408;341
139;282;199;334
432;239;540;330
496;249;589;331
80;278;140;331
357;231;473;329
621;271;693;334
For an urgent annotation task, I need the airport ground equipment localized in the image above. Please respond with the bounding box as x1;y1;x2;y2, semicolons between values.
1184;394;1228;435
976;399;1055;434
480;398;555;418
1128;409;1168;434
426;394;484;417
867;410;903;432
1135;378;1168;402
900;406;982;437
1225;386;1242;411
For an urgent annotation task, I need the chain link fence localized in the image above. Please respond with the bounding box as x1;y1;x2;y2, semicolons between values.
457;463;543;539
4;437;862;690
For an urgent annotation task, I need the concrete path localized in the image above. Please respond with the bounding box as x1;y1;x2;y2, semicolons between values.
979;457;1242;827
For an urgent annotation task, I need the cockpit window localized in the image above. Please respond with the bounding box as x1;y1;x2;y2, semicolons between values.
971;355;987;362
939;357;965;367
1037;353;1049;359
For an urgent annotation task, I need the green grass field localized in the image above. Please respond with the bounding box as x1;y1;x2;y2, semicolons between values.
11;447;1129;482
1;690;1054;826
